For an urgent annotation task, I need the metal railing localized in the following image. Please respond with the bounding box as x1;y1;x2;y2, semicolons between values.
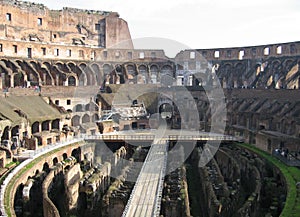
122;141;168;217
85;134;155;141
168;134;236;141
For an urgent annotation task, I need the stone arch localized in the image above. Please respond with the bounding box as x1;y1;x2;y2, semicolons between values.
78;63;89;85
51;119;60;130
161;64;173;76
91;63;103;85
220;63;233;87
42;120;50;131
1;126;10;141
92;114;99;122
67;62;86;86
41;61;55;85
126;63;138;83
16;60;41;86
150;64;159;84
14;183;25;213
234;63;245;88
43;162;50;173
0;61;12;88
52;157;58;166
85;103;91;112
13;71;25;87
71;148;81;162
115;64;125;84
103;64;113;84
159;103;173;119
79;63;95;86
63;153;68;160
283;59;295;72
71;115;80;127
52;64;66;86
82;114;90;123
103;64;113;75
74;104;83;112
67;75;77;86
137;64;148;84
31;122;40;134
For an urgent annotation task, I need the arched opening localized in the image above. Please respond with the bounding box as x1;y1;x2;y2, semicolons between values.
71;116;80;127
63;153;68;160
42;162;50;173
75;104;83;112
31;122;40;134
159;103;173;119
92;114;99;122
11;125;19;137
85;103;91;112
41;120;50;131
68;75;76;86
1;126;10;142
115;64;125;84
126;64;137;83
138;65;148;84
103;64;112;75
52;157;58;166
161;65;173;76
71;148;81;162
82;114;90;123
51;119;60;130
150;65;159;84
14;184;25;216
13;72;25;87
91;63;102;85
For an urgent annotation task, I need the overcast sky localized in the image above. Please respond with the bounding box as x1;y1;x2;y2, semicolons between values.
33;0;300;53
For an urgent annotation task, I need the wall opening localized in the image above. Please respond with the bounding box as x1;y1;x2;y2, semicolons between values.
139;52;145;59
37;18;42;26
41;47;46;55
6;13;11;21
276;46;282;54
190;51;195;59
264;47;270;55
54;48;59;56
214;50;220;58
13;45;17;54
238;50;244;60
67;49;72;57
27;48;32;58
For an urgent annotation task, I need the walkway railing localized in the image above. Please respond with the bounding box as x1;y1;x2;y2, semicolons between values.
85;134;155;141
168;134;236;141
122;141;168;217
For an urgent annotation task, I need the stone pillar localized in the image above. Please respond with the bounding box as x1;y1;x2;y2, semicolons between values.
10;75;14;88
39;123;42;133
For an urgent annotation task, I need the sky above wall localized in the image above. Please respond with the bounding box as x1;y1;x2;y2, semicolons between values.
33;0;300;54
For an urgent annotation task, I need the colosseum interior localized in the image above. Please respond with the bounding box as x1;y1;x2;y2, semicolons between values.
0;1;299;217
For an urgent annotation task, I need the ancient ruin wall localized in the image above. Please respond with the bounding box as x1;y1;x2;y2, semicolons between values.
0;0;133;52
42;169;61;217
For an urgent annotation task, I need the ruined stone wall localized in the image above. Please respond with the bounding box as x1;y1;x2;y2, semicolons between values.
42;168;61;217
6;143;83;216
225;89;300;153
193;41;300;60
0;0;133;50
64;163;83;211
186;144;286;217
